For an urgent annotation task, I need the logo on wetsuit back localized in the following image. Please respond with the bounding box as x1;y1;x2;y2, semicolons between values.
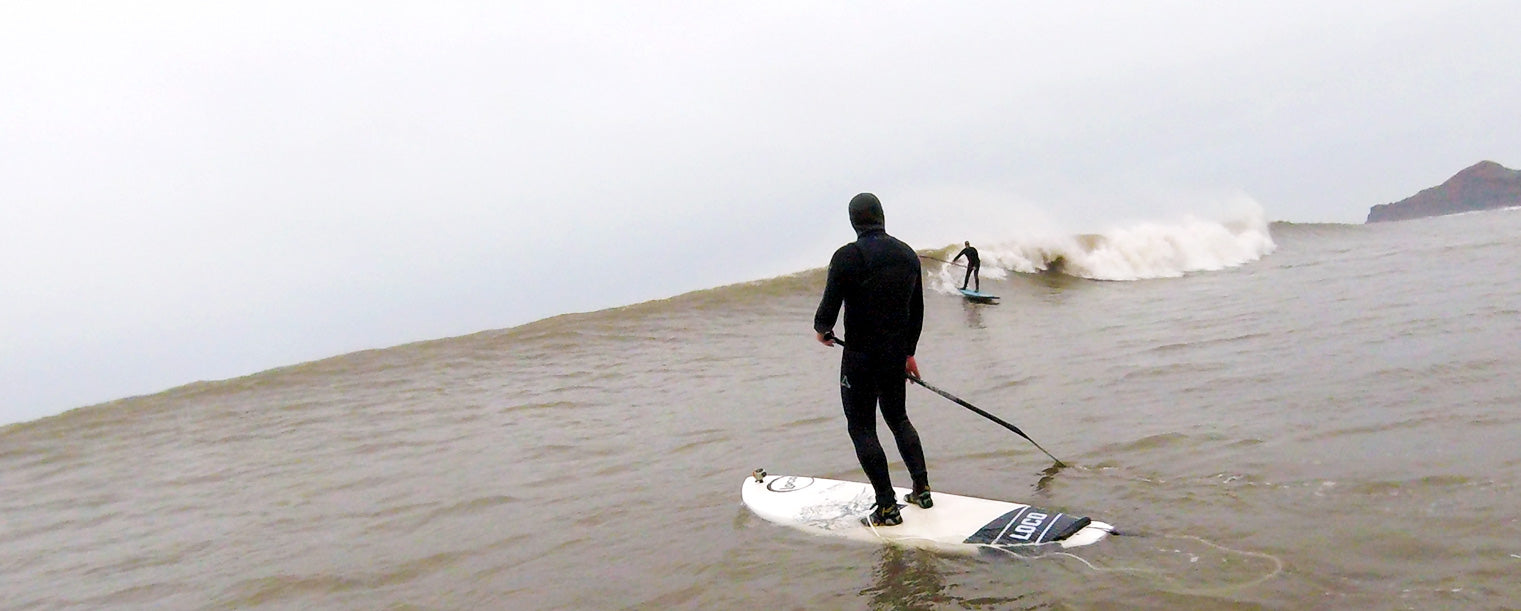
840;375;851;389
766;476;815;492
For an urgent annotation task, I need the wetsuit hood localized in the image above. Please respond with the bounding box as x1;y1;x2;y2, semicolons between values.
848;193;885;235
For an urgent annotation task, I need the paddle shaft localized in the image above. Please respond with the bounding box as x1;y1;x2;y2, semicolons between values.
821;334;1066;467
919;254;967;268
906;374;1066;467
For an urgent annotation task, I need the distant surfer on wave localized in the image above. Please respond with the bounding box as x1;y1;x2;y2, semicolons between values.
813;192;934;527
953;241;980;291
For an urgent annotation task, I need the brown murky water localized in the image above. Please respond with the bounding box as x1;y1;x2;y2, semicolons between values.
4;210;1520;609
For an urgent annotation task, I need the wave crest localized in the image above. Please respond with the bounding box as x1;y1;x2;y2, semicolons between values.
934;205;1276;282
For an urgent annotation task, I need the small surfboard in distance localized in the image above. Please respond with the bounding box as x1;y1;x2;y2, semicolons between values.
958;288;999;304
741;471;1112;553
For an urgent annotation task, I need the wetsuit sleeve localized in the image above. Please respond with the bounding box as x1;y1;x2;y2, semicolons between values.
907;265;924;356
953;248;966;263
813;245;854;335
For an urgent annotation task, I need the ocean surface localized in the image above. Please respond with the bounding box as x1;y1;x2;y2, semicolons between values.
3;208;1519;610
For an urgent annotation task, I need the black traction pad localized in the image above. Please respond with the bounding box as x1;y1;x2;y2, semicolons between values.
963;505;1092;546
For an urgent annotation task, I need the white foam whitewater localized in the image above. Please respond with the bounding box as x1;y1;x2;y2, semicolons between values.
932;203;1276;285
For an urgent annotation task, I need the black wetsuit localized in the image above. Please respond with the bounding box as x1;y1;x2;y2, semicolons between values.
814;228;929;509
954;245;980;291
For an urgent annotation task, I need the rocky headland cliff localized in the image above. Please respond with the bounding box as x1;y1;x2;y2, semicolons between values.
1366;161;1521;223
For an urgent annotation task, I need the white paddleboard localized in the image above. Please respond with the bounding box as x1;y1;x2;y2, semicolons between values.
742;471;1112;553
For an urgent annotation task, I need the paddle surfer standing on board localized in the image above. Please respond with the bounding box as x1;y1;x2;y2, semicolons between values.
813;192;933;527
953;241;980;291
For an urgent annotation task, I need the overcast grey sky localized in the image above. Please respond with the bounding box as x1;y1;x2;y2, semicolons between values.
4;1;1518;423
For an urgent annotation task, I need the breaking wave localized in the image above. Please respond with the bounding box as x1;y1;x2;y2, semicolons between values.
927;204;1276;283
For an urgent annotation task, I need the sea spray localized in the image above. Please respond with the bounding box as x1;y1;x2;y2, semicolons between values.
929;201;1276;285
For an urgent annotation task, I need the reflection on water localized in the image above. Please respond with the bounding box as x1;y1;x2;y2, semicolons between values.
1033;462;1065;496
862;546;1045;610
861;545;949;610
960;300;985;328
